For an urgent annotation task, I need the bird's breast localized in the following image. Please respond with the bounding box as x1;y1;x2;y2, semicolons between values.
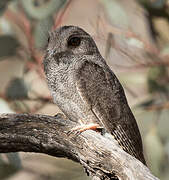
52;84;98;124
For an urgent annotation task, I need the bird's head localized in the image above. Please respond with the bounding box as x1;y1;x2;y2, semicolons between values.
43;26;99;73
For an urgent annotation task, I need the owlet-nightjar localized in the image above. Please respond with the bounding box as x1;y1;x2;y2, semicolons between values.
43;25;146;165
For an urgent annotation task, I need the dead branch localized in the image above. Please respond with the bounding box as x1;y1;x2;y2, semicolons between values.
0;113;159;180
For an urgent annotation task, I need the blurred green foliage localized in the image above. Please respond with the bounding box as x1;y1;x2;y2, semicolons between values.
139;0;167;9
6;77;28;100
20;0;66;20
148;65;169;95
0;0;13;16
0;35;19;59
0;153;21;180
100;0;128;28
34;16;54;48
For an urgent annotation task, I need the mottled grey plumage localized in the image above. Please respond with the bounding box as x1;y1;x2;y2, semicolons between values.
43;26;146;165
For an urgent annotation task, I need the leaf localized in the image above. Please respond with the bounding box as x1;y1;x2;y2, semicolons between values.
6;153;22;169
0;35;20;60
0;158;19;180
6;77;28;100
100;0;128;28
147;66;168;94
34;16;54;49
20;0;67;20
138;0;166;9
0;152;21;179
0;0;12;16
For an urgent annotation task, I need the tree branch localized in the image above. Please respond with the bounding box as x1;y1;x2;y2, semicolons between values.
0;113;159;180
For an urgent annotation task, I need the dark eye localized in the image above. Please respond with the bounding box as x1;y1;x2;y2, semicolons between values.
67;36;81;47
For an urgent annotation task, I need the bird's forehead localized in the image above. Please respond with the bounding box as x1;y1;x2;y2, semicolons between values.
50;26;89;41
47;26;92;51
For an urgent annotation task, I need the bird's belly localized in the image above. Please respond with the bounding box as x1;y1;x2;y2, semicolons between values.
52;89;98;125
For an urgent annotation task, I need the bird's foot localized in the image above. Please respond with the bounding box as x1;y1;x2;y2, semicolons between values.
67;123;103;135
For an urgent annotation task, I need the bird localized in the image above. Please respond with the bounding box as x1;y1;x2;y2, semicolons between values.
43;25;146;166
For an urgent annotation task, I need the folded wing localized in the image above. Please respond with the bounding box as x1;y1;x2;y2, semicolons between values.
75;60;146;164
